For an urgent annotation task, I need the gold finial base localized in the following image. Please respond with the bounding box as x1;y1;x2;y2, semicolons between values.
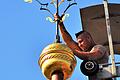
38;43;76;80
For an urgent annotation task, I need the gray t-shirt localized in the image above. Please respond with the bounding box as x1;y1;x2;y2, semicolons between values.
89;45;109;64
88;45;109;80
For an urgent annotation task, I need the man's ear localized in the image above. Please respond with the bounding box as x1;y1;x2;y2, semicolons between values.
86;35;90;39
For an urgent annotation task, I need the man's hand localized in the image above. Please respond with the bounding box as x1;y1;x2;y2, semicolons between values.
54;13;64;25
54;13;61;21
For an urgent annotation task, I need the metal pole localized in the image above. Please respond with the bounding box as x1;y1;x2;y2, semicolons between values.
55;0;60;43
51;71;64;80
103;0;116;79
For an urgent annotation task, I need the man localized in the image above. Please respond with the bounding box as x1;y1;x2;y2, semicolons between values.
54;14;110;80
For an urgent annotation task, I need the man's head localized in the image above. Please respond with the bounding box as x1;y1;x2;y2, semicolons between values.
75;31;95;51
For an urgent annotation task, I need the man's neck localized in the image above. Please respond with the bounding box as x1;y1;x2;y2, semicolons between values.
86;43;96;51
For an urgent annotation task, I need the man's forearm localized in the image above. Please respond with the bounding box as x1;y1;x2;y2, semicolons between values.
59;22;73;44
58;22;81;53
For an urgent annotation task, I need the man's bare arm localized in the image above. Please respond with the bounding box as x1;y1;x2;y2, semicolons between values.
58;22;81;52
74;47;105;60
54;14;81;53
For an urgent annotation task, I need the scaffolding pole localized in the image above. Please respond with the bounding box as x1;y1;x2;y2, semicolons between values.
103;0;116;79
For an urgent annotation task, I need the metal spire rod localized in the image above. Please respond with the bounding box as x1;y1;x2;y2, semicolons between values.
55;0;60;43
51;71;64;80
103;0;116;79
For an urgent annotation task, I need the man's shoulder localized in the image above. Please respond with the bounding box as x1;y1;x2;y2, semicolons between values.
93;44;107;51
94;44;105;48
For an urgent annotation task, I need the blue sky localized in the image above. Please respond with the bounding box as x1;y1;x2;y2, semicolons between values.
0;0;120;80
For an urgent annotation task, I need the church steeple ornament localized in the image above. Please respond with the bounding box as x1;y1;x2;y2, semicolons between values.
24;0;77;80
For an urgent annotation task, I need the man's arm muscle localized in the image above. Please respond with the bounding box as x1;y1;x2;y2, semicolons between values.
59;22;81;52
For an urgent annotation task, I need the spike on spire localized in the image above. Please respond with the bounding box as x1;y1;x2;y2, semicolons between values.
24;0;32;3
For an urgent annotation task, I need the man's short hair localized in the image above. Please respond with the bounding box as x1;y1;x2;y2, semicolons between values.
75;31;85;38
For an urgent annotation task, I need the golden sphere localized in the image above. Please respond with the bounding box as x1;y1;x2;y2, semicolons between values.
38;43;77;80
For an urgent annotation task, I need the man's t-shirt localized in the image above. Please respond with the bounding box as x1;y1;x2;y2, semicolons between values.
89;45;109;64
88;45;110;80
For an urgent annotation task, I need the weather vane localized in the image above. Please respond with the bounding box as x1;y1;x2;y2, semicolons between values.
24;0;77;43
